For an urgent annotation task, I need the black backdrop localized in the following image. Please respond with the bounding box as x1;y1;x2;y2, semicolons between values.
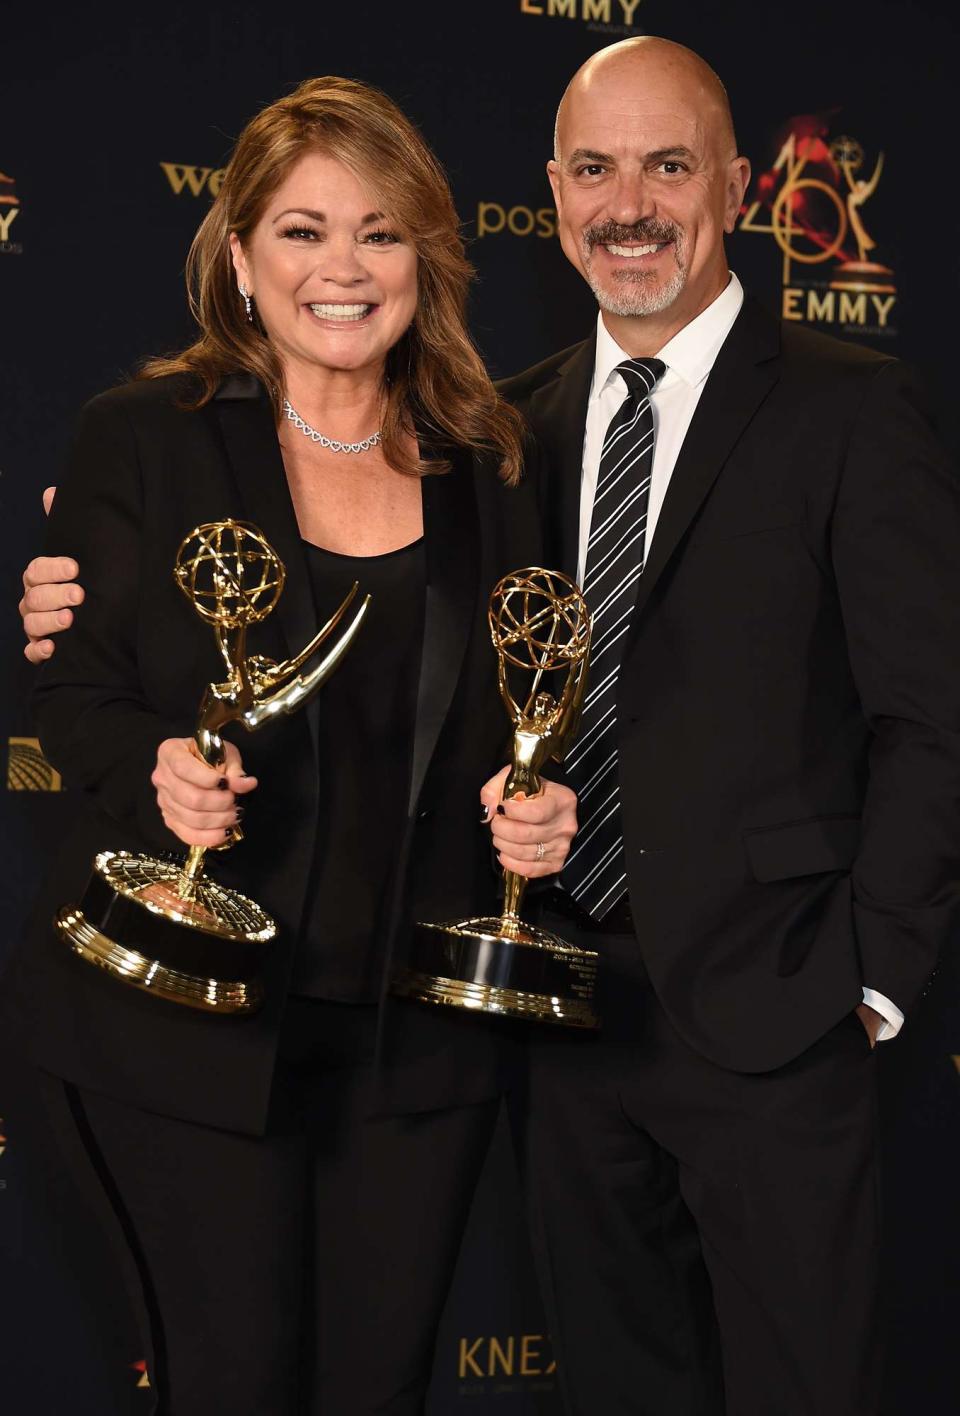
2;3;958;1411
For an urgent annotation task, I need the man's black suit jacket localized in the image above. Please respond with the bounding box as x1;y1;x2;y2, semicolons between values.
1;373;541;1132
500;295;960;1072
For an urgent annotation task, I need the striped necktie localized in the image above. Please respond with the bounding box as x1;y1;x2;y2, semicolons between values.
562;356;665;920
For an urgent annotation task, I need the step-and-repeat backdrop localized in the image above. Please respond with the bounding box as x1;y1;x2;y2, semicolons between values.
2;2;957;1412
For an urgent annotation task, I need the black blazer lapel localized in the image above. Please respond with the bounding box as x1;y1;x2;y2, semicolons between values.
631;297;781;625
407;450;479;814
525;338;595;578
210;377;321;762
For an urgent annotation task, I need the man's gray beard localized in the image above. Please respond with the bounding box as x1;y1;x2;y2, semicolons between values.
585;262;687;318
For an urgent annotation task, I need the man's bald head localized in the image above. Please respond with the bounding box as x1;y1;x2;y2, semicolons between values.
554;37;737;165
546;35;751;350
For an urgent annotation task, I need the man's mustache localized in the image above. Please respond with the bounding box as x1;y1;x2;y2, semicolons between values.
584;218;682;250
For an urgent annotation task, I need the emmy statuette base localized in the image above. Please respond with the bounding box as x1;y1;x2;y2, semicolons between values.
829;259;896;294
55;850;275;1015
393;916;599;1029
56;908;262;1014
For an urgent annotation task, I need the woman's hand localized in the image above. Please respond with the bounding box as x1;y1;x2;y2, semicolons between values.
151;738;259;848
479;767;578;878
19;486;85;664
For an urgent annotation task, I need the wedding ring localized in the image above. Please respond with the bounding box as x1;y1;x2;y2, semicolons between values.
535;840;546;862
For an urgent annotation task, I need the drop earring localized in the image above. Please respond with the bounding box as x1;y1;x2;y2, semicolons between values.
238;283;253;322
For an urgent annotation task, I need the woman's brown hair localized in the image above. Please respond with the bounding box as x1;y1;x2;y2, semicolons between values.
141;76;523;482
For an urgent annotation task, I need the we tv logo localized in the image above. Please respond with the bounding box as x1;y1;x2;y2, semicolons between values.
159;162;225;198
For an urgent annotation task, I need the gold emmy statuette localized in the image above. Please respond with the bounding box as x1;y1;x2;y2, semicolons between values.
392;567;599;1028
828;136;895;294
56;519;370;1015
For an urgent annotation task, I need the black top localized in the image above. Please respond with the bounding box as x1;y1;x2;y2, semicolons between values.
292;536;426;1001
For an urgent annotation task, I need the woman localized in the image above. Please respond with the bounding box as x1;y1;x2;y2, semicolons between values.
4;76;576;1415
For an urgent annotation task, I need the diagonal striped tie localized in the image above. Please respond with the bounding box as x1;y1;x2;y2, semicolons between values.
562;357;665;920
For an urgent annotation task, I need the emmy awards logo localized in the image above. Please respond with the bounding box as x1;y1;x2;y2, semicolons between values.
739;121;897;329
0;169;21;253
393;567;600;1028
56;519;370;1014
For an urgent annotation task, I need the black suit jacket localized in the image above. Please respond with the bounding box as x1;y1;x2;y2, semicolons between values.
500;295;960;1072
1;373;542;1131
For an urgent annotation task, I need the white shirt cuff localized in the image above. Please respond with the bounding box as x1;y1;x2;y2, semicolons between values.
862;987;904;1041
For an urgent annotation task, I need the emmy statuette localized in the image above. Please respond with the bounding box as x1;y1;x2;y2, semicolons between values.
56;519;370;1015
392;568;599;1028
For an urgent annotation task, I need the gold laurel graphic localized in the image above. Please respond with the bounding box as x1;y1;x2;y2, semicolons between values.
7;738;62;792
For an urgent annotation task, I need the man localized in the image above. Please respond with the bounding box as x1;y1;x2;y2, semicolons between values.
487;36;960;1416
21;37;960;1416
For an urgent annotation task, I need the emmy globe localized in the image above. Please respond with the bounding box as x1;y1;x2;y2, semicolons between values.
55;519;369;1015
392;567;600;1028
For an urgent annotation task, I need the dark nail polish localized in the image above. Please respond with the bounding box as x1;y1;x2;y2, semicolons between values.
217;777;229;791
480;804;491;823
235;806;245;820
496;804;506;816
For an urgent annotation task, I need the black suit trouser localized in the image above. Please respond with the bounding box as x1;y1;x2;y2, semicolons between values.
515;915;881;1416
39;998;499;1416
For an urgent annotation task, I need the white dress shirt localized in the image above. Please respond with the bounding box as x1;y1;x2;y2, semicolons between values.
576;272;903;1042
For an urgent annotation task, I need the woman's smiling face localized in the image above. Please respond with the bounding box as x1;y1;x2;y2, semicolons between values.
231;150;418;380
